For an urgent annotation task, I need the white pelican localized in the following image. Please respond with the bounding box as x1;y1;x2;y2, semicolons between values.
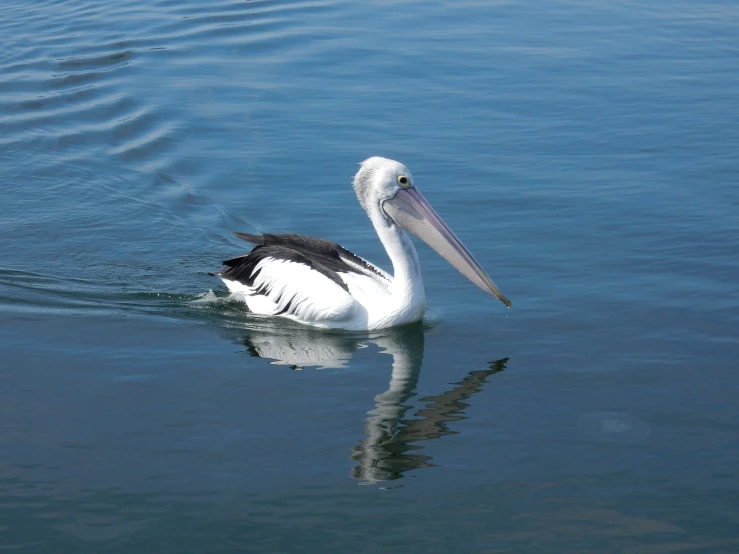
214;157;510;330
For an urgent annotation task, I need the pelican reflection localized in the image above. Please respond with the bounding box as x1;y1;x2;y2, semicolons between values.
240;323;508;482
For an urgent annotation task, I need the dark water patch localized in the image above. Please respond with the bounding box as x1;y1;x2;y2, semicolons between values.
146;0;336;51
0;58;57;81
46;69;118;92
57;50;133;71
171;0;335;20
150;16;304;48
109;113;178;161
0;92;136;134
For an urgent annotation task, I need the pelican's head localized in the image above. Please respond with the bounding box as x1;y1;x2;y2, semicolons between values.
353;157;511;308
353;156;415;211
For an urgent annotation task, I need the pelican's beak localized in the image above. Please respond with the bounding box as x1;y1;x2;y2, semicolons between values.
383;187;511;307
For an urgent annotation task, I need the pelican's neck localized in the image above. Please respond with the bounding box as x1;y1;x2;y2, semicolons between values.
368;205;425;301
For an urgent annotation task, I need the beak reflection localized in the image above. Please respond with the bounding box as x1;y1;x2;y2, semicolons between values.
239;323;509;483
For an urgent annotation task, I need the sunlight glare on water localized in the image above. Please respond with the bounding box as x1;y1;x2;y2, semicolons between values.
578;411;651;444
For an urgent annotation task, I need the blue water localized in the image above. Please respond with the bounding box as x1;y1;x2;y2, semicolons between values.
2;0;738;551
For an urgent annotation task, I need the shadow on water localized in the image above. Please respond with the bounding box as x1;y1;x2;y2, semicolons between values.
235;321;509;483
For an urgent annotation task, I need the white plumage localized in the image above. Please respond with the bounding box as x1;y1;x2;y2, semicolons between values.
215;157;510;330
221;257;357;323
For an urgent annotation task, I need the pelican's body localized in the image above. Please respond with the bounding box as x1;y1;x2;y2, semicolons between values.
215;157;509;330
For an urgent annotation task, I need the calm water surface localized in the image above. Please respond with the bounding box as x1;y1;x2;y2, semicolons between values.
2;0;738;552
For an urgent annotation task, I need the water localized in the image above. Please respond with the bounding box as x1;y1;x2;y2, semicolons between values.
2;0;738;551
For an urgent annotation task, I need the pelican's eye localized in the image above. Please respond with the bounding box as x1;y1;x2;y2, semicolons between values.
396;175;410;187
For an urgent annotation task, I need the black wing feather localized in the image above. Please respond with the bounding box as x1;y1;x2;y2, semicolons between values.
219;241;348;292
218;233;389;293
231;233;389;282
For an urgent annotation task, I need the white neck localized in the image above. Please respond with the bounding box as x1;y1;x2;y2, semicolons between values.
367;204;426;311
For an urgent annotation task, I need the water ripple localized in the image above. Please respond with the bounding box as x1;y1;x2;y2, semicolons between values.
1;0;340;171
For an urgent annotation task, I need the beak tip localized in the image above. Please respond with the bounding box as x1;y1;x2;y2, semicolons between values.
495;294;511;308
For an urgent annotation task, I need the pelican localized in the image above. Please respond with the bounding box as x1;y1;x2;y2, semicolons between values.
214;157;510;330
